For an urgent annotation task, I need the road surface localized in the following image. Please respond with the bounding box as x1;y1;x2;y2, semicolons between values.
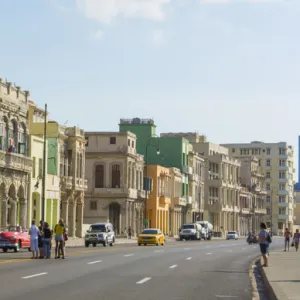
0;237;283;300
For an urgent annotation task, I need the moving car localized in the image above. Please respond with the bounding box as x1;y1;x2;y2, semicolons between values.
138;228;165;246
226;231;239;240
0;226;31;252
179;223;202;240
85;222;115;247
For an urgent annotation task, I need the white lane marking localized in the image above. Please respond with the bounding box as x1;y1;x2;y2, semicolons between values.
216;295;238;298
169;265;178;269
22;272;48;279
206;253;212;255
186;257;192;260
154;250;164;253
87;260;102;265
184;248;190;250
124;254;134;257
136;277;151;284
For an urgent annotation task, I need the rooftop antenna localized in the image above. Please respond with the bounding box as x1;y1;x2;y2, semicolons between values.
63;120;68;126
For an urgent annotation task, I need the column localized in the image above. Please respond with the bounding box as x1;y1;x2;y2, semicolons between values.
120;201;128;233
10;199;17;226
68;200;76;237
19;199;27;228
1;200;7;227
76;200;84;238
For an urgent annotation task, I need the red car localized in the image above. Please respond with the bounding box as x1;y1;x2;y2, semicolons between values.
0;226;31;252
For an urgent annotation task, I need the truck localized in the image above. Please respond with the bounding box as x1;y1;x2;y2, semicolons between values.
179;223;202;240
196;221;213;240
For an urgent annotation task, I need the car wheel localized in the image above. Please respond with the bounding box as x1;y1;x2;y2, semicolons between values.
138;243;141;246
144;243;147;246
103;239;108;247
109;240;114;247
3;248;8;253
14;241;21;253
93;243;97;247
28;247;31;252
156;243;159;246
85;242;90;247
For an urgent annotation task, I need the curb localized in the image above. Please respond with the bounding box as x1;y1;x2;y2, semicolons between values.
259;258;278;300
249;256;261;300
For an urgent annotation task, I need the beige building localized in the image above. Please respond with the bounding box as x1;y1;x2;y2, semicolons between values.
223;141;295;234
239;156;267;234
84;131;146;235
0;80;32;229
293;190;300;226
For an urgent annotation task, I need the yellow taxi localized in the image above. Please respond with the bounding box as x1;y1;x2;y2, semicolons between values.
137;228;165;246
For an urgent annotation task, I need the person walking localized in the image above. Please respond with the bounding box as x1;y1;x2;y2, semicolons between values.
29;220;39;259
43;222;52;259
54;218;65;259
284;228;291;252
128;226;132;239
38;220;44;259
258;222;270;267
292;229;300;252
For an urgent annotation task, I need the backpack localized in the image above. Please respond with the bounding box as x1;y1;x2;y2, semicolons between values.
267;233;272;244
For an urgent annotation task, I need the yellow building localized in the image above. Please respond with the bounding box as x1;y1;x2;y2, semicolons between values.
147;165;171;234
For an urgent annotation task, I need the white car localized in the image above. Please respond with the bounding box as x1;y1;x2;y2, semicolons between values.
226;231;239;240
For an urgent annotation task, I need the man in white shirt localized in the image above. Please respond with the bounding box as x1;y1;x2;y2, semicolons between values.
29;220;40;259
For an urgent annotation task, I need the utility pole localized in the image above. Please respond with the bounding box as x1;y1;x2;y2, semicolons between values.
41;104;47;222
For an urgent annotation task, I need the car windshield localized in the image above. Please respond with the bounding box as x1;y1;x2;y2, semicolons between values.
183;224;195;229
142;229;158;234
228;232;236;234
89;225;106;232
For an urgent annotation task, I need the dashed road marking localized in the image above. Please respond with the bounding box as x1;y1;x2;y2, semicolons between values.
136;277;151;284
216;295;238;298
124;254;134;257
169;265;178;269
87;260;102;265
186;257;192;260
22;272;48;279
206;253;212;255
154;250;164;253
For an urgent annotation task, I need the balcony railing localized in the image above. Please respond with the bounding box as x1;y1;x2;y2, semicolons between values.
61;176;73;190
137;190;146;199
278;202;288;207
174;196;187;206
75;178;88;191
278;214;288;220
0;150;32;173
182;165;193;175
159;196;171;205
241;208;250;214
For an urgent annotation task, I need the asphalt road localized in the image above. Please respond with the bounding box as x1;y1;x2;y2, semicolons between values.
0;237;283;300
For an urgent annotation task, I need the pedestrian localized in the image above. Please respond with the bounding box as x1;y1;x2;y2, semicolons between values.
284;228;291;252
54;218;65;259
128;226;132;239
38;220;44;259
43;222;52;259
258;222;270;267
29;220;39;259
292;229;300;252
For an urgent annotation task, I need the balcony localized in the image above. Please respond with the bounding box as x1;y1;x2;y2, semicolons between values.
241;208;251;214
279;190;289;195
278;178;288;183
174;196;187;206
278;165;288;171
259;189;267;195
137;190;146;199
0;150;32;173
61;176;73;190
254;208;267;215
182;165;193;175
187;196;193;204
75;178;88;191
94;187;133;198
159;196;171;205
188;173;199;182
279;154;288;159
278;214;288;220
278;202;288;207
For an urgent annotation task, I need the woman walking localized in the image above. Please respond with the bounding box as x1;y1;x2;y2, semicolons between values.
284;228;291;252
258;222;270;267
293;229;300;252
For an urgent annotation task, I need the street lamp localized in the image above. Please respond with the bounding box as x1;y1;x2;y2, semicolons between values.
144;135;160;228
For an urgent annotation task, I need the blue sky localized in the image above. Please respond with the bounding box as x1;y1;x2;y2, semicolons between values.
1;0;300;166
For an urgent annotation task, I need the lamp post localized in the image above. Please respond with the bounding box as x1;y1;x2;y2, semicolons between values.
41;104;47;222
144;136;160;228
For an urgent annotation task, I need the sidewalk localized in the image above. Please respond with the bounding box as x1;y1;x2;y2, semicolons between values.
261;250;300;300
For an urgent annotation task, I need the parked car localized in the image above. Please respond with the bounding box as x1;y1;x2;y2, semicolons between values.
226;231;239;240
138;228;165;246
0;226;31;252
85;223;115;247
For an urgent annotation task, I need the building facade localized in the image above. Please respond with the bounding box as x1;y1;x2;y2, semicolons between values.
84;131;145;236
223;141;295;234
0;80;32;229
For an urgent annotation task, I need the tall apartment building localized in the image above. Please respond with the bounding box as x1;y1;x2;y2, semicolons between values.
84;131;145;236
0;80;32;228
223;141;295;234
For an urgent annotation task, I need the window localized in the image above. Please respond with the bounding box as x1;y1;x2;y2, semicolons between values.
232;148;235;153
279;160;286;167
279;184;285;191
279;196;285;203
266;148;271;155
112;164;121;188
110;137;116;144
132;140;134;148
90;201;97;210
266;183;270;191
266;159;271;167
267;208;271;215
38;158;43;177
128;139;130;146
279;172;286;179
32;157;36;178
279;208;286;215
266;196;270;203
279;148;286;155
266;172;270;179
95;165;104;188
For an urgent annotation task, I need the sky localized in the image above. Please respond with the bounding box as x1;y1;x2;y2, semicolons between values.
1;0;300;172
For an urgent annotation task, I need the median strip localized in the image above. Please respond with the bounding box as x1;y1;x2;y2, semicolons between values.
136;277;151;284
22;272;48;279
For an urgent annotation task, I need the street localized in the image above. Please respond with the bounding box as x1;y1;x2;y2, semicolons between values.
0;238;283;300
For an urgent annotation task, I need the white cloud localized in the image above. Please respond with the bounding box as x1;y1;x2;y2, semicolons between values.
76;0;173;23
151;29;165;44
92;29;105;40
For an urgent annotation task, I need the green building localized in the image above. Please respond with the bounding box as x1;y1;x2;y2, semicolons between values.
119;118;190;198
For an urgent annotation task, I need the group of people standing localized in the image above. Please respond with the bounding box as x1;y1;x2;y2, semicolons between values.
283;228;300;252
29;218;68;259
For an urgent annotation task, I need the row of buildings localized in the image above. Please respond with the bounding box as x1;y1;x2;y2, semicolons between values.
0;79;296;237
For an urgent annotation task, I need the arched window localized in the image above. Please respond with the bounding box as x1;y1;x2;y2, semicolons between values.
18;123;27;154
8;120;18;151
0;116;9;150
95;165;104;188
112;164;120;188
